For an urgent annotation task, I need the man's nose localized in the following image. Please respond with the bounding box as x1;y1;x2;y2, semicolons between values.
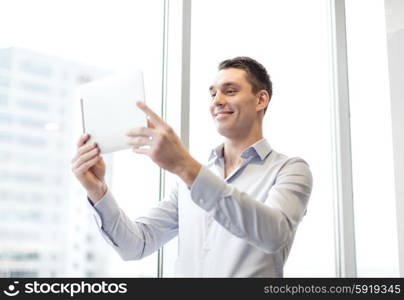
212;91;226;106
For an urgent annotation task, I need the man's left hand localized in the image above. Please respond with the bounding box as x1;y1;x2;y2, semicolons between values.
126;101;201;187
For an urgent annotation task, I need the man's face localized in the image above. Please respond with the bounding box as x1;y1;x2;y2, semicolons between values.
209;68;260;138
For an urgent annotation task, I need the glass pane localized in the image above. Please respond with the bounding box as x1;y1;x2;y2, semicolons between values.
345;0;399;276
0;0;164;277
183;0;336;277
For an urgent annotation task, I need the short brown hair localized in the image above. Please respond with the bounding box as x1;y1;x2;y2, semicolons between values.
218;56;272;113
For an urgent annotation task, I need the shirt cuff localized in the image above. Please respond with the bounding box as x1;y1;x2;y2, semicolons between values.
87;189;120;230
190;165;232;212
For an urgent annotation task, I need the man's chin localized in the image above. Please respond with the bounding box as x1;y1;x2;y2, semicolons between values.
216;125;237;138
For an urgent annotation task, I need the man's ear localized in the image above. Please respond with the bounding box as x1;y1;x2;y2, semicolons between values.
256;90;269;113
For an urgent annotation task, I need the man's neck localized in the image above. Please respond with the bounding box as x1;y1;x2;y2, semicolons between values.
222;132;263;176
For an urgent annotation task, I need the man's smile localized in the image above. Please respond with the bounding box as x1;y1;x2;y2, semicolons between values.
214;110;234;120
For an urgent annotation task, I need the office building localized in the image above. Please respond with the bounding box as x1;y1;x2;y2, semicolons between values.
0;47;111;277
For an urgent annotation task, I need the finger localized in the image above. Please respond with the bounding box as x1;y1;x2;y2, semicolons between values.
77;142;97;156
72;147;99;170
126;127;155;137
77;134;90;147
133;147;150;156
71;142;97;163
136;101;166;128
76;155;101;175
147;119;156;129
126;136;152;148
95;155;105;165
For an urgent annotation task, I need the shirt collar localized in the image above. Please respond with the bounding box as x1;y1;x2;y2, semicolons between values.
208;143;225;161
208;138;272;162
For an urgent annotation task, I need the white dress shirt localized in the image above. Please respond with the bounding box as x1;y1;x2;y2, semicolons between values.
89;138;313;277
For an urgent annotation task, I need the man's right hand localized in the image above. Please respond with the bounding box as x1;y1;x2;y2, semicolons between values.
71;134;107;204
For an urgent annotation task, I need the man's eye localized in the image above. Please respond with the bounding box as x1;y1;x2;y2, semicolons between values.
226;90;235;94
210;93;216;98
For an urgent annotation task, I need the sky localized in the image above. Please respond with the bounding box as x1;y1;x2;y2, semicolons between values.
0;0;163;70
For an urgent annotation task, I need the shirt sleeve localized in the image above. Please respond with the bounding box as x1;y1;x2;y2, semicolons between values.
189;158;313;254
88;183;179;261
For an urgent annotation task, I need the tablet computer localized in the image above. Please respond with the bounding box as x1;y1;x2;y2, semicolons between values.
79;71;147;154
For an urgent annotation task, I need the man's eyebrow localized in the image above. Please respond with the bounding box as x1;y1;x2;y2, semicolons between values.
209;82;240;92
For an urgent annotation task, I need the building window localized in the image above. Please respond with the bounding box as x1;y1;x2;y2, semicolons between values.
9;270;38;277
0;112;12;123
16;99;49;111
19;81;50;95
0;94;7;105
0;50;11;69
19;60;52;77
0;75;10;87
18;117;47;129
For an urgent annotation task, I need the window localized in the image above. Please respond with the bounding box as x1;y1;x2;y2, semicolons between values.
1;0;401;278
0;49;11;69
345;0;400;277
185;0;335;277
0;132;12;143
0;112;12;123
18;117;47;129
0;94;7;105
0;75;10;87
16;98;49;111
0;0;165;277
19;60;52;77
19;81;50;95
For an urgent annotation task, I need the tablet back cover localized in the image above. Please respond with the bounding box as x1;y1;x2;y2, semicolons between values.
79;71;146;153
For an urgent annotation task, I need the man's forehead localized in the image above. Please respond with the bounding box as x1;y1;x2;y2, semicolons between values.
210;68;248;89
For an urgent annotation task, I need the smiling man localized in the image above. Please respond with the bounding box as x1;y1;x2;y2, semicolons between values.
71;56;313;277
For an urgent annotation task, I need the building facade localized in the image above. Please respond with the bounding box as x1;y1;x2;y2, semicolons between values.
0;47;111;277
